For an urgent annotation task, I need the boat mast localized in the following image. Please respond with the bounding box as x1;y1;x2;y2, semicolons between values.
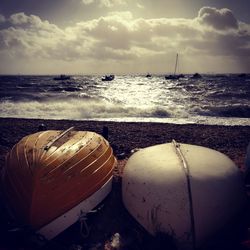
174;53;178;76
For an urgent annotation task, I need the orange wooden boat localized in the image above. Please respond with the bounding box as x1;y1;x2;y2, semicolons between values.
1;127;116;240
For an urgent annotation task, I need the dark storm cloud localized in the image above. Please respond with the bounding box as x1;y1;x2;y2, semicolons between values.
197;6;238;30
0;12;64;59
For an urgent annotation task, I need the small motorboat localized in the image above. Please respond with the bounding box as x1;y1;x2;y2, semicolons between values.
191;73;202;79
122;140;246;249
101;75;115;81
1;127;116;240
238;73;247;78
53;74;71;80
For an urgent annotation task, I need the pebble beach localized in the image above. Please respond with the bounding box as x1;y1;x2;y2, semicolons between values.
0;117;250;250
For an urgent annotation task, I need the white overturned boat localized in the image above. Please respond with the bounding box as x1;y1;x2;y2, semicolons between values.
2;127;116;240
122;140;246;249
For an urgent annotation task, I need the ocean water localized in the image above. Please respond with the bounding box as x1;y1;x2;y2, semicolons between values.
0;74;250;126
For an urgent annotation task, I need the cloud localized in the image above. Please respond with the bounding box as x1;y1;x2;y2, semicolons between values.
136;3;144;9
1;13;65;59
82;0;95;4
0;14;5;23
0;7;250;73
197;6;238;30
9;12;30;25
99;0;127;8
81;0;127;8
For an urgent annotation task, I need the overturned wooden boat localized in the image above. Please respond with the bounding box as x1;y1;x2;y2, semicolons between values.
122;140;246;250
1;127;116;240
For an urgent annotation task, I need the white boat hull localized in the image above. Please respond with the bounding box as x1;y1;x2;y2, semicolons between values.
122;141;246;249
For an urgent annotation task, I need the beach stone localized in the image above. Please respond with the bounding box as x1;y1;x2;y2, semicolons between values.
38;123;46;131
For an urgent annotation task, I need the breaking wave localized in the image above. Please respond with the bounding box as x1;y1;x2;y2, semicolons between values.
0;74;250;126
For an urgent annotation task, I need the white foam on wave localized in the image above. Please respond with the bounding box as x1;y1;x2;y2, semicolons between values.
1;99;250;126
91;117;250;126
0;99;172;120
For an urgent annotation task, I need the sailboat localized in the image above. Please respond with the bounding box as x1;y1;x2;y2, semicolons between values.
165;53;184;80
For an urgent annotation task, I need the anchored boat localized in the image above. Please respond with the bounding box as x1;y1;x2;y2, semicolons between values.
122;140;246;249
1;127;116;240
101;75;115;81
53;74;71;80
165;53;184;80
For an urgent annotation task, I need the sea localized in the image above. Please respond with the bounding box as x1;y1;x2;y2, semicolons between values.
0;74;250;126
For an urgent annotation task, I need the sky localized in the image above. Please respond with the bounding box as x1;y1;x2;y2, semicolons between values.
0;0;249;74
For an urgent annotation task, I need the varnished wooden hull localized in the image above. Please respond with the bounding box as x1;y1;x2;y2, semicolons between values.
38;176;113;240
2;128;116;232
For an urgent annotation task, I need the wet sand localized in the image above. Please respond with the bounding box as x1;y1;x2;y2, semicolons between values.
0;117;250;250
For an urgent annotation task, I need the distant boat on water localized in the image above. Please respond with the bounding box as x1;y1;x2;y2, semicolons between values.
53;74;71;81
165;53;184;80
238;73;246;78
165;74;185;80
146;73;152;78
101;74;115;81
191;73;202;79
